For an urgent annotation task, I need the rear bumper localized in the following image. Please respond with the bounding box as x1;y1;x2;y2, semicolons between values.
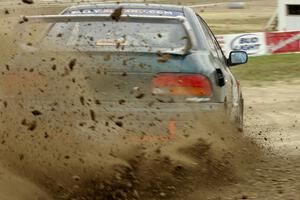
105;102;229;142
97;102;228;127
105;102;225;114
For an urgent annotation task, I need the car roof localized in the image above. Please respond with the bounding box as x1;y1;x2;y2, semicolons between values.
63;3;186;15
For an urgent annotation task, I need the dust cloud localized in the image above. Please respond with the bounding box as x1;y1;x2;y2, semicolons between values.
0;2;299;200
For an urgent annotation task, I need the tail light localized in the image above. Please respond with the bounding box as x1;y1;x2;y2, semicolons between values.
152;73;212;97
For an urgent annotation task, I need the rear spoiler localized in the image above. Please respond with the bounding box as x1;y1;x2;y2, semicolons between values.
25;14;184;23
22;14;198;51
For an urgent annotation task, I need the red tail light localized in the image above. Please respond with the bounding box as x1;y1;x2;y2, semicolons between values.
152;73;212;96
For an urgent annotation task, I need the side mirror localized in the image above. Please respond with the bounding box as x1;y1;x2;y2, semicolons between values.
228;51;248;66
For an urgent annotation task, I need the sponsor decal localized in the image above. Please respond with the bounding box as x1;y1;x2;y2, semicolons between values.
95;39;128;46
68;8;184;17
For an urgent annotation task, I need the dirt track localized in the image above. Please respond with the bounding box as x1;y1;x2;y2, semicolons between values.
189;83;300;200
0;82;299;200
0;3;299;200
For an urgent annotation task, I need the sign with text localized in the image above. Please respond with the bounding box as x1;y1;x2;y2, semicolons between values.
217;32;267;57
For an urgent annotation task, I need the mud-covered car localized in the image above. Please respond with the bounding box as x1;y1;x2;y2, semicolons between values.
16;3;248;137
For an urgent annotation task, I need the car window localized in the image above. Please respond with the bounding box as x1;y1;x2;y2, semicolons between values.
42;20;190;53
195;16;217;55
196;15;227;64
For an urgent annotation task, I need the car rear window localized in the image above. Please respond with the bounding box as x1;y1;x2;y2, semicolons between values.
42;20;190;53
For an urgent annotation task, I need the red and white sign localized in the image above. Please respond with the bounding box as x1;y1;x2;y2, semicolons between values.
266;31;300;54
217;31;300;56
216;35;225;50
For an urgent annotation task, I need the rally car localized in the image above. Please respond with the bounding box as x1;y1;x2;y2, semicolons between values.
19;3;248;136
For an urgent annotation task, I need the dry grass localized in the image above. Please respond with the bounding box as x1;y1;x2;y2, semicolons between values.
198;0;277;34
